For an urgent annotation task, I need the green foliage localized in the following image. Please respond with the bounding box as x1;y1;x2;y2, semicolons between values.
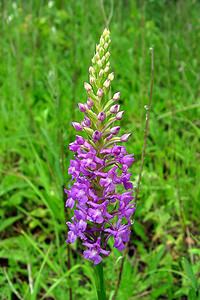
0;0;199;299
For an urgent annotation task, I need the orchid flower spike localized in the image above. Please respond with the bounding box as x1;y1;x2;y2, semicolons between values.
65;28;134;265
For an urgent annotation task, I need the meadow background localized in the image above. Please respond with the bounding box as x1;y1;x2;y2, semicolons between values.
0;0;200;299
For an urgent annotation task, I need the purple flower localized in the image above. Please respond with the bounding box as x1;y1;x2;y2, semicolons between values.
105;222;130;251
121;155;134;167
83;238;110;264
88;208;104;223
68;160;80;178
66;220;87;243
65;28;135;265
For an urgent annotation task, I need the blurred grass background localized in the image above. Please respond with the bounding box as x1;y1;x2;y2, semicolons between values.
0;0;200;299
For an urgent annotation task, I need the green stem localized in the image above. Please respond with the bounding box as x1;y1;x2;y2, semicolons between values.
94;262;106;300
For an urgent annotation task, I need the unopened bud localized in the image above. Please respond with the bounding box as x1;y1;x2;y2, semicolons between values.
97;60;102;68
87;98;94;108
104;66;109;73
72;122;82;131
104;42;109;50
103;79;110;89
100;37;104;46
101;56;106;64
89;76;95;85
82;116;91;127
105;52;110;60
105;35;110;42
92;130;102;142
98;112;106;122
96;44;100;52
110;126;120;135
97;88;103;98
106;134;113;141
113;92;120;101
99;47;104;56
84;82;92;93
95;53;100;61
99;70;104;77
78;103;87;112
89;66;94;74
103;28;110;37
108;72;114;81
120;133;131;142
110;104;120;114
116;111;124;120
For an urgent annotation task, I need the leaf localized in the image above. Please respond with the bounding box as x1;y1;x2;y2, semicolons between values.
0;215;22;232
0;175;28;197
182;257;198;291
134;221;148;242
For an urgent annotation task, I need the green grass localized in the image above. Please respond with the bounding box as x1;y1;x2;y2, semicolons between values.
0;0;200;299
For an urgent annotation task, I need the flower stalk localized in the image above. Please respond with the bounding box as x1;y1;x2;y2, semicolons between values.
94;262;106;300
65;27;135;291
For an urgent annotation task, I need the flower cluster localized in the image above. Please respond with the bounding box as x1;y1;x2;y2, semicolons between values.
65;28;135;264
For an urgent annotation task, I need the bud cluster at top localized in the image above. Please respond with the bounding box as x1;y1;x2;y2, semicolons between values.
65;28;135;265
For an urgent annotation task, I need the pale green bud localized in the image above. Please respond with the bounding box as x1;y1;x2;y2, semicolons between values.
102;28;110;37
97;60;102;68
108;72;114;81
89;66;94;74
101;56;106;64
96;44;100;52
99;47;104;57
83;127;94;136
90;76;95;84
104;66;109;73
99;70;104;77
104;42;109;50
100;37;105;47
105;52;110;60
84;82;92;93
95;53;100;61
103;79;110;89
105;35;110;43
